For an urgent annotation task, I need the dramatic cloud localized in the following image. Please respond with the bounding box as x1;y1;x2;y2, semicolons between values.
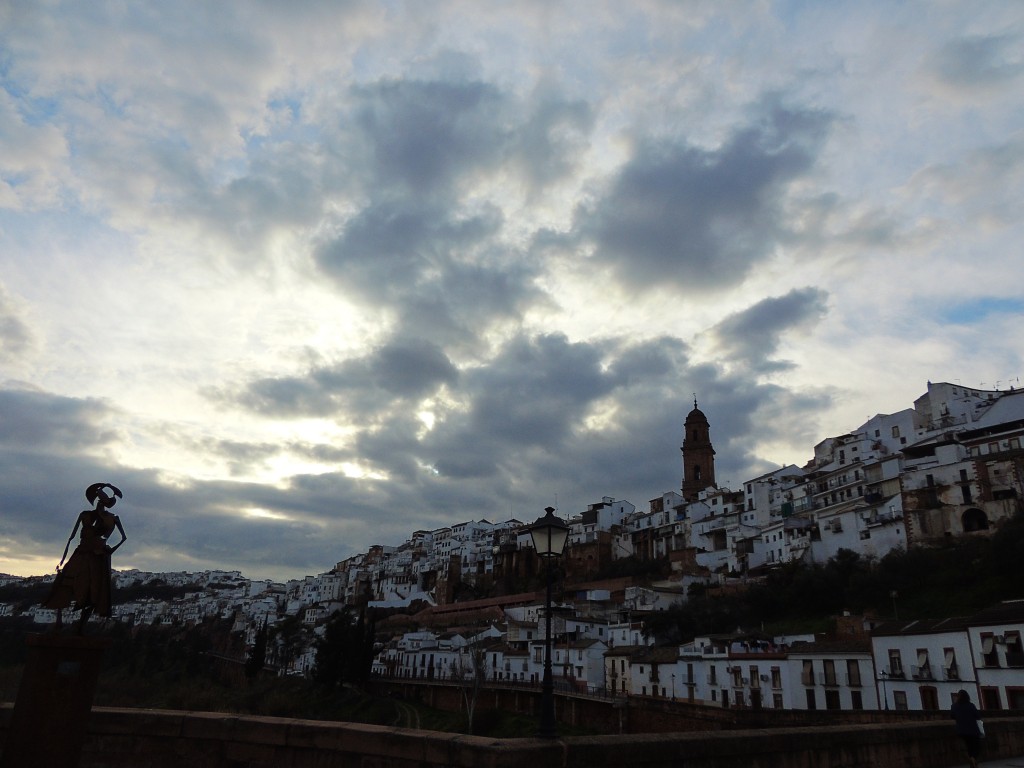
220;337;459;421
1;2;1021;580
578;101;832;293
708;288;830;372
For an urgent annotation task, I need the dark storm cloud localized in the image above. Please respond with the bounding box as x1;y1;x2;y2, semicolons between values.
463;333;615;448
578;100;832;292
412;335;695;486
0;387;119;452
316;201;504;302
218;337;458;420
402;331;829;514
708;287;829;371
932;33;1024;91
350;79;509;195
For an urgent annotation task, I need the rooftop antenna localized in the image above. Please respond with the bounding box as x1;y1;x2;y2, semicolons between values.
693;393;698;409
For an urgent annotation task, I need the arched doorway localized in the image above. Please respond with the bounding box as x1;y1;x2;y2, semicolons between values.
962;508;989;532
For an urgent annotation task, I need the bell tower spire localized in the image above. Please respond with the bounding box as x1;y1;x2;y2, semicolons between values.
681;398;716;502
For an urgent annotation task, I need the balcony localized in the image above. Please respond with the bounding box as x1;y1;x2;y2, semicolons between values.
911;665;935;681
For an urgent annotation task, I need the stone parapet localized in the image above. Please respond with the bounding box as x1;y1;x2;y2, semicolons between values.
2;705;1023;768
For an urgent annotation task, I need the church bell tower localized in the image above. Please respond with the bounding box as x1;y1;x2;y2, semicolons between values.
681;397;716;502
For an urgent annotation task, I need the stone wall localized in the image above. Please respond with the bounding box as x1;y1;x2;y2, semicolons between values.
374;679;950;735
2;704;1023;768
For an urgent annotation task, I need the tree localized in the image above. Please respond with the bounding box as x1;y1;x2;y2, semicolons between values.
313;607;376;688
452;639;489;735
245;620;268;679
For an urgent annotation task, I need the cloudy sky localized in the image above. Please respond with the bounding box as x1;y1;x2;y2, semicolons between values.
1;1;1022;581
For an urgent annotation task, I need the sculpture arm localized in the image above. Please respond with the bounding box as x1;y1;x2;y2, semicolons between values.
107;516;127;554
58;515;84;569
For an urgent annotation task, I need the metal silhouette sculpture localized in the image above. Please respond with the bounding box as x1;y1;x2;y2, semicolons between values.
43;483;127;632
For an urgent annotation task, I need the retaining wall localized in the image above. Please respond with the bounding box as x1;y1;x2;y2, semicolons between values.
2;705;1023;768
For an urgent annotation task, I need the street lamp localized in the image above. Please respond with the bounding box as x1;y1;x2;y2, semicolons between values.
530;506;569;739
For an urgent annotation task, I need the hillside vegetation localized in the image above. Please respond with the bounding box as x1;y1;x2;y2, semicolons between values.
644;512;1024;642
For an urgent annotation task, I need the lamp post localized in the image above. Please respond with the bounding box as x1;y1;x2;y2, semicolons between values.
530;506;569;739
880;670;889;711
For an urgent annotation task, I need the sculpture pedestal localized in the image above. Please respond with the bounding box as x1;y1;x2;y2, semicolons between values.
2;633;111;768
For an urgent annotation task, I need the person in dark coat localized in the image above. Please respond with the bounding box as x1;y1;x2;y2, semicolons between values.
950;688;983;768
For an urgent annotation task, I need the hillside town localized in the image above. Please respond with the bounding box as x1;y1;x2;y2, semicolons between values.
3;380;1023;714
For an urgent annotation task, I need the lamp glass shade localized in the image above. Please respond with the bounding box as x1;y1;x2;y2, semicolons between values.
530;507;569;557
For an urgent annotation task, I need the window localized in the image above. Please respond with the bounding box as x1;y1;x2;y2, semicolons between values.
750;666;760;689
773;693;783;709
892;426;900;438
823;659;838;686
802;660;814;686
944;648;960;681
981;687;1002;710
981;634;999;667
914;649;932;680
1005;632;1024;667
825;689;841;710
805;689;816;710
893;690;908;711
771;667;782;689
920;686;939;710
888;649;904;678
847;659;861;687
851;690;863;710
